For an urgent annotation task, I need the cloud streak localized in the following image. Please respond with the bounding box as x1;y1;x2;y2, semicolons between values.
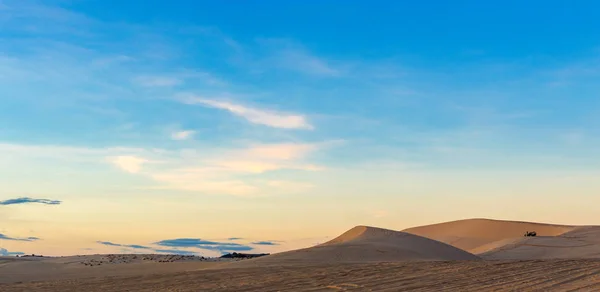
155;238;253;252
0;234;41;242
109;156;147;174
184;97;313;130
257;38;340;77
1;141;326;197
0;197;61;206
251;241;279;246
96;241;150;249
146;142;324;196
134;76;182;87
171;130;196;140
276;48;339;77
153;249;197;256
95;239;253;255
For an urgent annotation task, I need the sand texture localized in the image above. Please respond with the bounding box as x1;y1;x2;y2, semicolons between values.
3;218;600;291
3;260;600;291
403;218;577;253
480;226;600;260
235;226;479;266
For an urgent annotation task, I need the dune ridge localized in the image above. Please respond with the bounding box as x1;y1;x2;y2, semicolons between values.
236;225;479;266
403;218;577;253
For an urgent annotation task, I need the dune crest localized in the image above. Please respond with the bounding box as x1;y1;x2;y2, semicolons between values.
403;218;576;253
320;225;372;245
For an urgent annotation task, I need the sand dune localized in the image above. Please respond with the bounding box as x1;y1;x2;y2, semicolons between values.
403;218;576;253
3;218;600;291
237;226;479;266
480;226;600;260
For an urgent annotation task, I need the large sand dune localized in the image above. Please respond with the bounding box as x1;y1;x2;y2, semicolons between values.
238;225;479;266
403;218;576;253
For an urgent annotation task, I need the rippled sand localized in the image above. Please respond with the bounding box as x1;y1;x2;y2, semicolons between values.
4;218;600;291
3;259;600;291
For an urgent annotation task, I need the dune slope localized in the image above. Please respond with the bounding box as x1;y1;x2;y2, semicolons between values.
403;218;576;253
480;226;600;260
238;226;479;266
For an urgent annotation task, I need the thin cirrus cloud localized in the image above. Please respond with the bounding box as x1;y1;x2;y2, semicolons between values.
0;233;41;242
96;239;256;254
276;48;340;77
155;238;254;252
246;143;316;160
96;241;198;255
251;241;279;246
153;249;197;256
136;141;326;196
213;160;297;174
0;197;61;206
134;76;182;87
96;241;150;249
109;155;147;173
170;130;196;140
257;38;340;77
3;142;324;197
146;143;323;196
148;173;259;196
184;97;313;130
209;143;321;173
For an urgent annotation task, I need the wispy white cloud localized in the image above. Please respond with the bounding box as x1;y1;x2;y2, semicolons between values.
170;130;196;141
212;160;322;173
149;171;258;196
276;49;339;77
0;0;93;36
178;70;227;86
208;143;322;173
133;70;225;88
146;143;324;195
134;76;182;87
209;161;281;174
109;156;147;173
246;143;316;160
1;141;327;196
257;38;340;77
184;96;313;130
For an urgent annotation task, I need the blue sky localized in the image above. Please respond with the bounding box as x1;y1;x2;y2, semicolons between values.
1;0;600;256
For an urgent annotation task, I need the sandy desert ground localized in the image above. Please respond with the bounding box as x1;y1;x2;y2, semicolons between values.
3;218;600;291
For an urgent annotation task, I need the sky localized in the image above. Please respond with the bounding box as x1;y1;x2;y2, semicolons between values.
1;0;600;257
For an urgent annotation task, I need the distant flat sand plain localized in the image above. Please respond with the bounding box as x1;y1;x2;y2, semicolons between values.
3;218;600;291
